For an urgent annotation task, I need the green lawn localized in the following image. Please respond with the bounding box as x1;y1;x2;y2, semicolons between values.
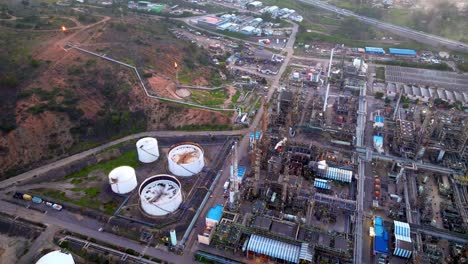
31;188;119;215
375;67;385;80
64;150;140;180
190;89;228;106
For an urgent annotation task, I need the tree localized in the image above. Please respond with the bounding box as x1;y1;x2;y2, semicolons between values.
374;92;384;99
21;0;29;8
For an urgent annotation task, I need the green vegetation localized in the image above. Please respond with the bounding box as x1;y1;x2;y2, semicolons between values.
231;90;241;103
329;0;467;43
32;188;118;215
0;15;76;30
65;150;139;180
215;30;247;40
375;67;385;80
376;60;451;71
190;89;228;106
374;92;384;99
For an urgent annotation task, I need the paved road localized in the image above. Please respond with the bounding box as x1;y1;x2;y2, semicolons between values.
296;0;468;52
0;200;196;264
0;130;245;190
18;225;60;264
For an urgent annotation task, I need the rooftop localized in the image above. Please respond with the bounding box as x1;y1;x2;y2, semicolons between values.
247;235;301;263
207;204;223;222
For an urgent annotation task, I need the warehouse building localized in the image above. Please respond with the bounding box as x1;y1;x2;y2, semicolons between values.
245;235;313;263
197;16;226;29
373;216;389;255
365;47;385;55
393;221;413;258
389;48;417;56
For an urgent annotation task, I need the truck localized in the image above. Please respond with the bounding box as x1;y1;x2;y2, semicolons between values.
223;181;230;191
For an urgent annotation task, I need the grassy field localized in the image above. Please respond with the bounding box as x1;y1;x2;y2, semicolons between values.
64;150;140;180
190;89;229;106
375;67;385;80
31;188;119;215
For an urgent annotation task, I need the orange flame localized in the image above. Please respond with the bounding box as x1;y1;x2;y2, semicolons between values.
61;26;67;32
174;62;178;68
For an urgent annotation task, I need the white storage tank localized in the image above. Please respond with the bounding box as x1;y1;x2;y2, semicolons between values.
139;174;182;216
168;142;205;177
36;250;75;264
108;166;138;194
136;137;160;163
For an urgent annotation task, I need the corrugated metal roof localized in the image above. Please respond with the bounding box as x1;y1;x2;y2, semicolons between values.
365;47;385;53
299;243;313;261
207;204;223;221
389;48;417;56
393;247;412;258
247;235;300;263
394;221;411;242
314;179;331;190
324;167;352;183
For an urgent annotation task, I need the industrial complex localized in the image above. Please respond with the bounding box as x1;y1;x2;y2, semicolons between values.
0;0;467;264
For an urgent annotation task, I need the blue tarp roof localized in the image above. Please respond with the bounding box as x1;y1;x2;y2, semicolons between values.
389;48;416;56
247;235;301;263
365;47;385;54
374;115;384;123
207;204;223;221
374;236;389;254
238;166;246;179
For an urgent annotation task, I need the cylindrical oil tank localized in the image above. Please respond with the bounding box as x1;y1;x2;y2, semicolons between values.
36;250;75;264
167;142;204;177
139;174;182;216
136;137;160;163
108;166;138;194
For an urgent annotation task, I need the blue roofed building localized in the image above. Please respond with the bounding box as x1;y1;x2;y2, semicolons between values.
389;48;417;56
314;178;331;190
374;115;384;127
365;47;385;55
199;204;224;245
374;135;384;154
323;167;353;183
206;204;223;227
373;216;389;254
393;221;413;258
237;166;246;180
